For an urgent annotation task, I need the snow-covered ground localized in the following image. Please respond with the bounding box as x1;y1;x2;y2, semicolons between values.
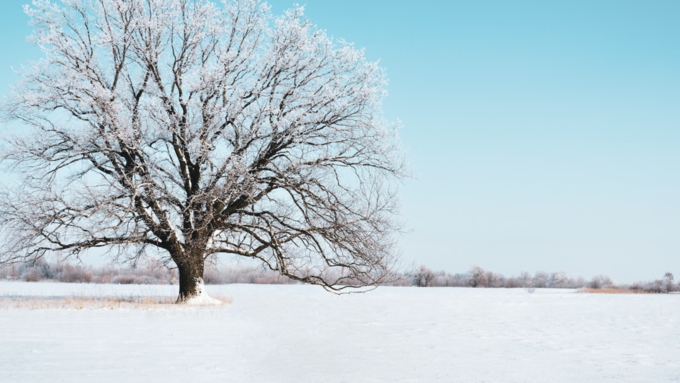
0;282;678;383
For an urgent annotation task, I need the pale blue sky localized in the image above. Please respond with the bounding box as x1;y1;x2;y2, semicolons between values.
1;1;678;282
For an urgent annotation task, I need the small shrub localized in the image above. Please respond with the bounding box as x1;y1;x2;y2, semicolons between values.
110;274;160;285
110;275;140;284
59;265;93;283
22;268;43;282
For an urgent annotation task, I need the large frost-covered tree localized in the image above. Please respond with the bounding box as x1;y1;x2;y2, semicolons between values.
0;0;405;303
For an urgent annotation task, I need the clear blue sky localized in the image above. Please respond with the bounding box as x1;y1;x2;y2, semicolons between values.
1;0;678;282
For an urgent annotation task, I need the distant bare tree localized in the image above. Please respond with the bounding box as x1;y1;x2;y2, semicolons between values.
575;276;587;289
549;272;568;288
469;265;488;288
519;270;532;288
663;272;675;293
533;271;548;288
410;265;435;287
485;270;504;288
588;275;613;290
0;0;405;302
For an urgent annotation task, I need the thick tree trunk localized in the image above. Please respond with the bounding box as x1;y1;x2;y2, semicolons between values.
174;252;222;305
177;257;205;303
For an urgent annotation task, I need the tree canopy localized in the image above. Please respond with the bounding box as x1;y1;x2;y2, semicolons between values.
0;0;405;302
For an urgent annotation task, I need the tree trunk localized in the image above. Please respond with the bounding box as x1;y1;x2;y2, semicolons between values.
176;255;206;303
174;251;222;305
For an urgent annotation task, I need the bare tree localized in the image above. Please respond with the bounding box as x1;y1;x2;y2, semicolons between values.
587;275;613;290
0;0;405;303
409;265;435;287
548;272;568;288
519;270;531;287
533;271;548;288
469;265;488;288
663;272;675;293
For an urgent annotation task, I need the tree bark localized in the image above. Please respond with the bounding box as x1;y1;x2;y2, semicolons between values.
176;255;205;303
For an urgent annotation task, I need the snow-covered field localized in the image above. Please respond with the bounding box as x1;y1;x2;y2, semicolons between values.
0;282;678;383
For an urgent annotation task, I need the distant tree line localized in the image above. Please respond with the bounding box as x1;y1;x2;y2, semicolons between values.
1;260;677;293
408;265;594;289
406;265;678;293
0;259;176;285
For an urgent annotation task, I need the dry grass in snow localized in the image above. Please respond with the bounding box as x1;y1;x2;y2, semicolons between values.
0;289;232;310
578;288;651;294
